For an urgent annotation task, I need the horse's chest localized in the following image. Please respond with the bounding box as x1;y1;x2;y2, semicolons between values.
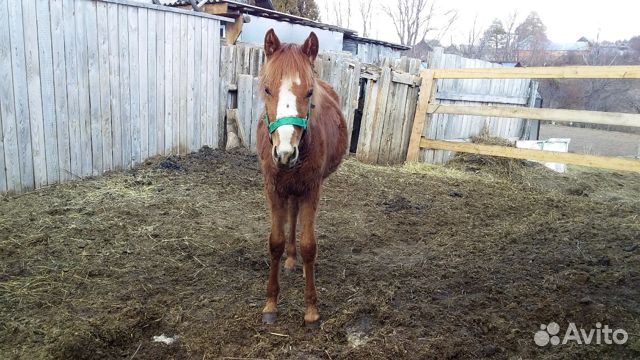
271;170;320;196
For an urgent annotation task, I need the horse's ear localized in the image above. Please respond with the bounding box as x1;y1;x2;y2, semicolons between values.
264;29;281;59
302;32;319;63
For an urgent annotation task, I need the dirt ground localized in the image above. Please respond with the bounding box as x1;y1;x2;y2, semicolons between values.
1;147;639;359
540;124;640;157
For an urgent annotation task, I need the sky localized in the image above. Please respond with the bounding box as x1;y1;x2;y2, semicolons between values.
316;0;640;45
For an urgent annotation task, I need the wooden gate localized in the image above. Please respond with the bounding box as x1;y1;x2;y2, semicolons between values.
407;66;640;172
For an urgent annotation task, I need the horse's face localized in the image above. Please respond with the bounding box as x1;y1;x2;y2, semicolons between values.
261;29;319;168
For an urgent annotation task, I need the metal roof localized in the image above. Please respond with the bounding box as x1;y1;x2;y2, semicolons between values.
162;0;274;9
344;34;411;51
165;0;356;35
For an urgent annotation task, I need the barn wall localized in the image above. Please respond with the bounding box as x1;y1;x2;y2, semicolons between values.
355;43;404;65
238;17;344;52
0;0;224;194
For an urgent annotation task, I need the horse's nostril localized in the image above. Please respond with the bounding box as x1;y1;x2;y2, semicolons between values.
272;146;278;160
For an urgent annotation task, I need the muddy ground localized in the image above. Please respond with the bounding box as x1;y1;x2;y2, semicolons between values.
1;148;639;359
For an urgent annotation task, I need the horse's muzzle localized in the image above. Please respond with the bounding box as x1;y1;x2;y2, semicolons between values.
272;145;299;167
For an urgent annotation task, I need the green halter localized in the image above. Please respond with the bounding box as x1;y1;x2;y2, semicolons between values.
264;100;314;138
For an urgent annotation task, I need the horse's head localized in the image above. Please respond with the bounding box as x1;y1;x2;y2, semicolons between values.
260;29;319;168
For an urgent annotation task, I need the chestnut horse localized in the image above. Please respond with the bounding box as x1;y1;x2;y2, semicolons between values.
256;29;348;327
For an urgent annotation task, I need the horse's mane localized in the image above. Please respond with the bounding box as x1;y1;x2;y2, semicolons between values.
260;44;315;88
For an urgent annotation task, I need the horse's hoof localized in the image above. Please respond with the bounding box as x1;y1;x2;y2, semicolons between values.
262;312;278;324
304;319;321;329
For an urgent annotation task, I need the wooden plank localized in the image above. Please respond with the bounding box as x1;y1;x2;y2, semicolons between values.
23;0;47;187
198;17;207;149
155;10;165;154
208;19;220;148
218;45;234;149
376;75;398;164
164;13;175;155
435;92;528;105
108;3;122;169
49;0;71;182
96;1;112;172
251;76;264;152
237;74;252;147
227;108;245;148
186;15;197;152
8;0;35;190
399;82;420;161
119;4;131;168
164;12;174;154
0;0;21;192
420;138;640;173
356;79;378;162
171;14;181;153
391;71;420;86
0;97;5;193
86;0;103;175
366;67;392;164
427;104;640;128
147;8;157;157
521;81;540;140
178;14;188;154
128;6;140;166
433;66;640;79
388;83;410;164
75;0;92;176
138;8;149;160
406;69;435;162
35;0;59;185
224;15;243;45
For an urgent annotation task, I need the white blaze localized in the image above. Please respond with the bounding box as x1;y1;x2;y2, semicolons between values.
275;75;300;156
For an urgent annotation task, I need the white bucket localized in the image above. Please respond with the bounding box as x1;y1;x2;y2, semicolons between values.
515;138;571;173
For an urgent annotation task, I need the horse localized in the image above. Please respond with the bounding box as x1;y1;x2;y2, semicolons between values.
256;29;348;328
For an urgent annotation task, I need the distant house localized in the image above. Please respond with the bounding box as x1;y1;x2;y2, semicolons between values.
405;39;435;62
496;61;523;68
517;38;591;61
164;0;409;63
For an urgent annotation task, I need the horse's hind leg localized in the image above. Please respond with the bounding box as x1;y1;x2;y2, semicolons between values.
262;194;286;324
284;197;299;272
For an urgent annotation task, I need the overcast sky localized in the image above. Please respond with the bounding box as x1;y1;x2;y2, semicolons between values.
316;0;640;45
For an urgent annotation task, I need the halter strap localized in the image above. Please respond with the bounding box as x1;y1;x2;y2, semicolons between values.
264;98;314;136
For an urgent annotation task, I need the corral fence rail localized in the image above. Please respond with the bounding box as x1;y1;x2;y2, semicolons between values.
406;66;640;172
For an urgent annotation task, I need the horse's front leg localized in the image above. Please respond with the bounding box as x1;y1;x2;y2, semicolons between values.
284;197;299;272
299;187;321;328
262;194;287;324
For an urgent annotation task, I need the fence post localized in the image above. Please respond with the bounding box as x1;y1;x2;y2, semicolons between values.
406;69;436;162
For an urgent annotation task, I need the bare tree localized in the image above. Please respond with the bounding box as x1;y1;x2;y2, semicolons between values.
503;11;519;61
327;1;351;28
381;0;457;46
359;0;374;37
460;14;484;58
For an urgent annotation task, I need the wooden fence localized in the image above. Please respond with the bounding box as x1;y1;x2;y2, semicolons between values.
355;58;422;164
407;66;640;172
421;49;539;165
0;0;226;194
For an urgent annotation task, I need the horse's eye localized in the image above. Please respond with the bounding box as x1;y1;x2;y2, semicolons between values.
306;90;313;98
265;87;272;96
